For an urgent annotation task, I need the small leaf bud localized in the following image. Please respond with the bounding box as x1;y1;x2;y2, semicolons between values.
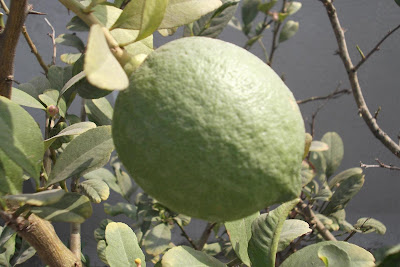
46;105;59;117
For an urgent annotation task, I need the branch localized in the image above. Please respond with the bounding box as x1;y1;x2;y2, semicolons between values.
196;222;217;251
44;18;56;66
268;0;287;66
174;219;198;250
0;0;29;98
297;201;337;241
353;24;400;71
297;88;351;104
360;158;400;171
320;0;400;158
0;212;81;267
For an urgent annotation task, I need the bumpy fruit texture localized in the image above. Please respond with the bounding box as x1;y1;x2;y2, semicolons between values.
113;37;305;222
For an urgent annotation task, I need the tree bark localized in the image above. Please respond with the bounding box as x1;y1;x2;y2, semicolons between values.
0;0;29;98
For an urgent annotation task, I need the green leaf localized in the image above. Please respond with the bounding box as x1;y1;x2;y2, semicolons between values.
318;244;351;266
115;165;136;200
11;239;36;266
60;53;82;65
354;217;386;235
111;30;153;57
0;149;24;195
143;223;171;256
183;0;239;38
105;222;146;267
281;241;375;267
309;141;329;152
301;161;315;187
0;97;43;181
10;88;45;110
2;189;65;206
159;0;223;29
202;242;222;256
85;24;129;91
55;33;85;52
286;1;302;16
278;219;311;252
279;20;299;43
248;198;300;267
328;167;363;189
225;212;259;266
111;0;168;41
47;126;114;185
309;151;326;174
47;66;72;92
83;168;121;195
375;244;400;266
85;97;113;125
162;246;227;267
72;56;111;100
67;16;90;31
30;192;92;223
38;89;67;117
322;173;364;215
94;219;114;242
59;70;86;99
78;179;110;203
242;0;260;26
92;5;122;29
258;0;277;13
0;227;15;267
44;122;97;151
104;202;137;220
97;240;108;265
0;226;15;249
321;132;344;177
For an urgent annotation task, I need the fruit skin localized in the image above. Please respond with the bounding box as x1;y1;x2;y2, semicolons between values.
113;37;305;222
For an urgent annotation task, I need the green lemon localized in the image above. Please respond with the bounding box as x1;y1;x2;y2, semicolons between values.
112;37;305;222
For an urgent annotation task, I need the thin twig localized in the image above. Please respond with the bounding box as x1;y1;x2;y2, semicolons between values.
320;0;400;158
197;222;217;251
297;88;351;104
21;26;49;73
0;0;9;13
297;200;337;241
174;219;198;250
360;158;400;171
268;0;287;66
44;18;56;66
344;218;371;242
353;24;400;71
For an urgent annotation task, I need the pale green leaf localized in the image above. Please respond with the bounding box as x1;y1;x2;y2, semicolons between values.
83;168;121;195
38;89;67;117
242;0;260;26
30;192;92;223
55;33;85;52
2;189;66;206
354;217;386;235
286;1;302;16
279;20;299;43
159;0;223;29
281;241;374;267
202;242;222;256
258;0;277;13
111;0;168;41
278;219;311;252
318;244;351;266
301;161;315;187
104;202;137;220
11;239;36;266
328;167;363;189
0;227;15;267
105;222;146;267
44;122;97;151
0;97;43;181
309;151;326;174
94;219;114;242
11;88;45;110
59;71;86;99
92;5;122;29
225;212;259;266
85;24;129;91
79;179;110;203
162;246;226;267
0;149;24;195
67;16;90;31
97;240;108;265
322;132;344;177
183;0;239;38
248;199;300;267
143;223;171;255
85;97;113;126
309;141;329;152
47;126;114;185
60;53;82;65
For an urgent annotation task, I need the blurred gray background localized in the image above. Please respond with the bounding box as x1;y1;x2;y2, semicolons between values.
6;0;400;265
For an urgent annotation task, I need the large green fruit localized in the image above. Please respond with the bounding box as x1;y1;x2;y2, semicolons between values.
112;37;305;222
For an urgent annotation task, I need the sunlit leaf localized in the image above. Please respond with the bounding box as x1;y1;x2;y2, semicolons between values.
162;246;226;267
309;141;329;152
2;189;65;206
84;168;121;194
143;223;171;256
60;53;82;65
286;1;302;16
85;24;129;91
354;217;386;235
318;244;351;266
278;219;311;252
79;179;110;203
11;88;45;110
104;202;137;220
279;20;299;43
328;167;363;189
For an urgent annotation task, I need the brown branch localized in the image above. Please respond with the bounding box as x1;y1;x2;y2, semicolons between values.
320;0;400;158
353;24;400;71
297;88;351;104
0;0;29;98
197;222;217;251
174;219;198;250
44;18;56;66
297;201;337;241
0;212;81;267
360;158;400;171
